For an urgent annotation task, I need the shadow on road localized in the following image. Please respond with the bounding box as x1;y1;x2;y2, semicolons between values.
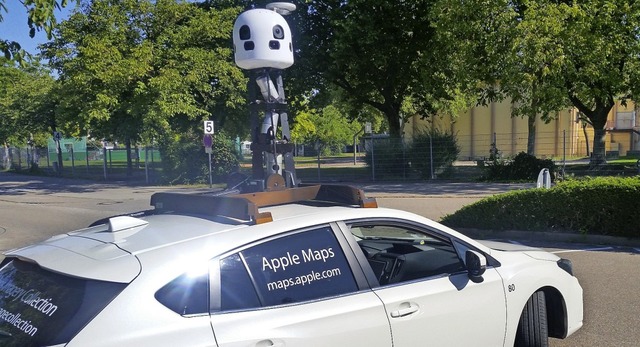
0;172;145;196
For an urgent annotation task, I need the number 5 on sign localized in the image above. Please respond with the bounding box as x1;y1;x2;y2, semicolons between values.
204;120;215;134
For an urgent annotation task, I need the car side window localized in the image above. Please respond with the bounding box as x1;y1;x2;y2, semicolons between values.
218;226;359;310
155;270;209;316
350;224;465;285
219;253;261;311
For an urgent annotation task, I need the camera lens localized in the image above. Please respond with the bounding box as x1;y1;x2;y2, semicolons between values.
240;25;251;40
269;40;280;50
273;25;284;39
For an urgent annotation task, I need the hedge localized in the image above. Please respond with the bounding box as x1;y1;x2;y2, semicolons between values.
440;177;640;238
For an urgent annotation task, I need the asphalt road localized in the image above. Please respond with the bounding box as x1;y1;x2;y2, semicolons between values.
1;172;639;346
546;247;640;347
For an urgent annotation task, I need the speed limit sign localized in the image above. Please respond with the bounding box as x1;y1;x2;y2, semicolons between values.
204;120;215;134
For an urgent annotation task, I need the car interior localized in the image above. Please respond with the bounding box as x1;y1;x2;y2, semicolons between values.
351;225;466;285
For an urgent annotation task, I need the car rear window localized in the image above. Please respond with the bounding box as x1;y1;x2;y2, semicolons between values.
0;258;126;347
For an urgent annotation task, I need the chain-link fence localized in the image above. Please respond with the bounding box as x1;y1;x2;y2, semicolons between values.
464;131;578;160
292;135;479;183
293;130;640;182
3;130;638;184
1;146;162;183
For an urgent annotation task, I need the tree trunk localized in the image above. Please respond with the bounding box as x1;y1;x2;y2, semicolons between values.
56;139;63;173
527;114;536;155
385;109;402;137
584;106;610;167
568;96;612;167
3;143;11;170
581;122;590;157
591;127;607;166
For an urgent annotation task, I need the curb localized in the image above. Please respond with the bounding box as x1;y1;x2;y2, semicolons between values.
458;228;640;247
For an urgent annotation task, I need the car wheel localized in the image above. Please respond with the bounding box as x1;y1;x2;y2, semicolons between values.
515;291;549;347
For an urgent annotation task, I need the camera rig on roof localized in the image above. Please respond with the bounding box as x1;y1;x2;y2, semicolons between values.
232;2;299;193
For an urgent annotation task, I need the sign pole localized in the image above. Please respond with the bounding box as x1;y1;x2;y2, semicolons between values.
208;152;213;188
203;120;215;188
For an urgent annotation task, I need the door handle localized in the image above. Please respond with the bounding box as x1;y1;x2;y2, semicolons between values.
390;303;419;318
256;339;285;347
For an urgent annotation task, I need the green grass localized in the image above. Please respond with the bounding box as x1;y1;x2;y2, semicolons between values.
608;156;640;165
13;153;164;181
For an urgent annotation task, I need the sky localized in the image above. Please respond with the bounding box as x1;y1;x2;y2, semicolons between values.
0;0;77;55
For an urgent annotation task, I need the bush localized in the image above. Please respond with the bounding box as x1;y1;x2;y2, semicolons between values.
441;177;640;237
363;131;460;180
159;132;239;185
409;129;460;179
485;152;556;181
363;137;408;179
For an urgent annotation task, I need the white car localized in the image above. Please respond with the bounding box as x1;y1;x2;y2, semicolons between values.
0;185;582;347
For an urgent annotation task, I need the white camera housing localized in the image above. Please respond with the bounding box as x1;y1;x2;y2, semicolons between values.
233;6;294;70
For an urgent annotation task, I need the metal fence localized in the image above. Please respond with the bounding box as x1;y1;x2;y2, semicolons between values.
294;136;481;183
1;146;162;183
294;131;640;183
3;131;638;184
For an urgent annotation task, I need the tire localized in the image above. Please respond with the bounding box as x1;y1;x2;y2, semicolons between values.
515;291;549;347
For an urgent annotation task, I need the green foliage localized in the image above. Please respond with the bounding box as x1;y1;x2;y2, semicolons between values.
364;130;460;179
291;105;360;155
0;0;77;63
0;61;56;146
409;129;460;179
484;152;555;181
159;131;239;185
432;0;640;165
44;0;245;147
441;177;640;237
364;137;407;179
290;0;468;137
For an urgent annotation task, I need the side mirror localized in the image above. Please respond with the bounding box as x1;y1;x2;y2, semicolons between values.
466;250;487;283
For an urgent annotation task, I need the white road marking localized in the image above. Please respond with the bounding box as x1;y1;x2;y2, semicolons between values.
552;247;614;254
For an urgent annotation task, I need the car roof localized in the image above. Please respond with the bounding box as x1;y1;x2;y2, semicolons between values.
89;203;380;256
5;204;377;282
4;185;485;283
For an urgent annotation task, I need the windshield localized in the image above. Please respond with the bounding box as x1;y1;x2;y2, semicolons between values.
351;225;443;243
0;258;126;347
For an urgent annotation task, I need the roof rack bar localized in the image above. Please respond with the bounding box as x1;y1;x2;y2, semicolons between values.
149;184;376;225
234;185;321;206
151;193;260;222
312;184;377;208
235;184;376;208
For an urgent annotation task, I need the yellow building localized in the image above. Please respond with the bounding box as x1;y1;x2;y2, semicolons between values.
406;100;640;160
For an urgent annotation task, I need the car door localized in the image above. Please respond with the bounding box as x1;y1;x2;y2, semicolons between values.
346;221;507;347
209;225;392;347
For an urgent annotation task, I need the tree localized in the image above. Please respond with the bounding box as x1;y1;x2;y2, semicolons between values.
289;0;465;137
291;105;360;155
433;0;640;165
0;60;56;169
0;59;57;168
43;0;246;176
0;0;76;62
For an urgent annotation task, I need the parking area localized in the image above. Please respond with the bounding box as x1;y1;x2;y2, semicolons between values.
1;172;639;346
545;245;640;347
